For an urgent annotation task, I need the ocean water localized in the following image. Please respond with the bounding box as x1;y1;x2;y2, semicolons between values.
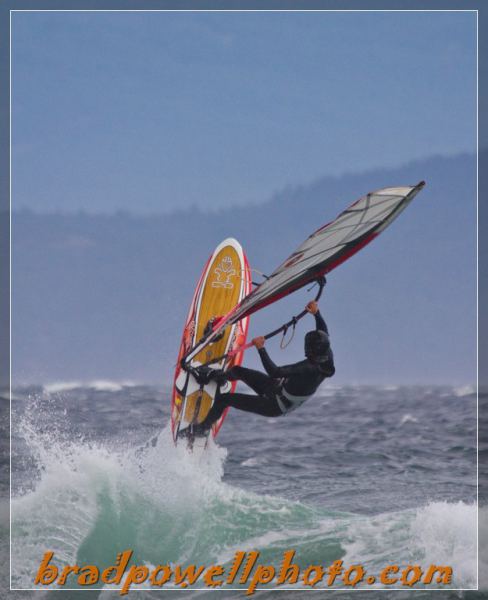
4;382;480;599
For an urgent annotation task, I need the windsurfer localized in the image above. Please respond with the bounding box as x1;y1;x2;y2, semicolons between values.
180;300;335;437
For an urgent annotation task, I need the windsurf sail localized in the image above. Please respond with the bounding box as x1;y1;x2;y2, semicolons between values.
182;181;425;365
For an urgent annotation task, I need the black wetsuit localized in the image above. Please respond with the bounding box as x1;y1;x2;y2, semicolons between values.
198;311;335;429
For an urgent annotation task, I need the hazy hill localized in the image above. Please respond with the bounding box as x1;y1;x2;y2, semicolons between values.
12;152;477;385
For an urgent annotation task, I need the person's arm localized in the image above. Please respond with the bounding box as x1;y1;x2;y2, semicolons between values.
314;311;329;335
258;347;312;378
257;347;281;377
306;301;329;334
252;337;312;377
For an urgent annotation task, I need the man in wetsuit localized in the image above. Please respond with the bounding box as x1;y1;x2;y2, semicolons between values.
183;299;335;437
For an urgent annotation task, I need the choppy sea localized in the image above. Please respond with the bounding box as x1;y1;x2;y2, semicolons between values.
2;382;481;599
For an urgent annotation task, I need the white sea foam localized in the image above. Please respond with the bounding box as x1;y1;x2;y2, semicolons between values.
43;381;83;393
479;505;488;590
11;409;232;588
11;405;318;591
89;379;125;392
399;413;418;426
453;384;476;397
11;438;120;586
241;457;265;467
342;501;477;589
410;501;477;588
44;379;139;393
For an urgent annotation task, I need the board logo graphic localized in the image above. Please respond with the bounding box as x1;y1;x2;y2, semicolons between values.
212;256;236;289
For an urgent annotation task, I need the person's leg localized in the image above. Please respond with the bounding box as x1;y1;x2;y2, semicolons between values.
226;365;278;397
198;394;229;428
179;366;282;437
198;390;282;430
223;392;283;417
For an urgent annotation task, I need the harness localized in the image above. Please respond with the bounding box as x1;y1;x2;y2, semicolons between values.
275;380;311;414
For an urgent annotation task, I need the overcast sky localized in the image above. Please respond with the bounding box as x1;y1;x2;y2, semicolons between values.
12;10;477;214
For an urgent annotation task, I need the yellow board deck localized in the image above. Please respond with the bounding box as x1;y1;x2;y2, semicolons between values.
171;238;251;443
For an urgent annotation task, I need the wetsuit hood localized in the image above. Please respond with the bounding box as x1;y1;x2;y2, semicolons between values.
304;330;330;362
